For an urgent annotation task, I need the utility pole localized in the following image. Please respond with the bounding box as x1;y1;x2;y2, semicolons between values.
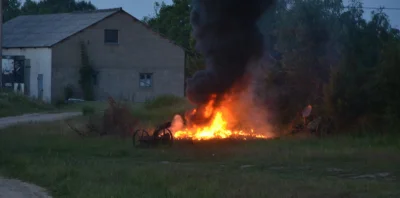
0;0;3;89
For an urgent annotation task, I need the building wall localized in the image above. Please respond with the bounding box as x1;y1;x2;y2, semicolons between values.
2;48;52;102
51;11;185;102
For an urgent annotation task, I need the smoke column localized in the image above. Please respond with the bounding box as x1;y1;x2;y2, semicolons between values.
186;0;275;123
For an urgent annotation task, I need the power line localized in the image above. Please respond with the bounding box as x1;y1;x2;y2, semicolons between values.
344;6;400;10
364;7;400;10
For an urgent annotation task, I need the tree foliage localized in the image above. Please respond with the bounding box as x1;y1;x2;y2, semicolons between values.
143;0;191;51
79;42;96;101
3;0;22;22
144;0;400;133
142;0;204;77
266;0;400;133
3;0;96;22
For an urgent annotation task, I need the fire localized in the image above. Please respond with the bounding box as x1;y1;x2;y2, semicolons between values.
174;111;267;140
173;95;270;140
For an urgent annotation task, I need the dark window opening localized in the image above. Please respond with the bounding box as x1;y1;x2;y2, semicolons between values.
139;73;153;87
104;29;119;43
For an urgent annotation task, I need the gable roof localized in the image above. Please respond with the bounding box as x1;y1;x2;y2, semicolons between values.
2;8;121;48
3;8;186;52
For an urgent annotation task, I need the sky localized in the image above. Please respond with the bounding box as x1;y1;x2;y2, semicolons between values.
90;0;400;27
89;0;173;20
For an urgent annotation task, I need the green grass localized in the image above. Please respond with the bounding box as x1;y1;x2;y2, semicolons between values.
0;92;108;117
144;94;189;110
0;92;54;117
57;96;192;128
58;101;113;112
0;120;399;198
0;92;191;123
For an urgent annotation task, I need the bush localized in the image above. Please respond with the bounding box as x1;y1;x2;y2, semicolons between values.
144;95;187;110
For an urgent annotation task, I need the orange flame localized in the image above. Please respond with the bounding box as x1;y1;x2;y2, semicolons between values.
203;98;215;118
174;94;270;140
174;111;268;140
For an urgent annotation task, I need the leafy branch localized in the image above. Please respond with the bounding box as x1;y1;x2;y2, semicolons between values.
79;41;96;101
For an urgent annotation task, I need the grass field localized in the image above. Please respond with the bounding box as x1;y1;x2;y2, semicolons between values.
0;119;399;198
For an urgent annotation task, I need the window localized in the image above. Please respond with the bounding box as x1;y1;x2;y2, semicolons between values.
104;29;119;43
139;73;153;88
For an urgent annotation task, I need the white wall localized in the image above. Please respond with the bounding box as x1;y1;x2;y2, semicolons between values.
2;48;52;102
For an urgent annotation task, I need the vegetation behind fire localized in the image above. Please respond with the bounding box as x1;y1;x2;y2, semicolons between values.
143;0;400;135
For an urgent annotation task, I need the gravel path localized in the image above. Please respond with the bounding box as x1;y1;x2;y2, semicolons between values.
0;178;51;198
0;112;82;129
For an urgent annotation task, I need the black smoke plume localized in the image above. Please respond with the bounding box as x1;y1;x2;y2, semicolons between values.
186;0;275;123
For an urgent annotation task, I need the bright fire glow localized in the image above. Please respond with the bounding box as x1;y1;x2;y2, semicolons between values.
171;92;273;141
174;110;268;141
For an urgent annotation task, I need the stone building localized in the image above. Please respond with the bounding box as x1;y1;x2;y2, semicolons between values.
2;8;185;102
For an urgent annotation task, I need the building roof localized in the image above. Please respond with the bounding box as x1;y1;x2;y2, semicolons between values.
2;8;122;48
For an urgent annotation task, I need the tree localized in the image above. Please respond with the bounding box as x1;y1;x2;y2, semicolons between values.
3;0;21;22
143;0;205;77
21;0;96;15
258;0;400;133
3;0;97;22
259;0;343;126
143;0;191;50
20;0;39;15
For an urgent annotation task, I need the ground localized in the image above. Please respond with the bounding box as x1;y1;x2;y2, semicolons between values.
0;94;399;197
0;119;399;198
0;112;81;129
0;177;51;198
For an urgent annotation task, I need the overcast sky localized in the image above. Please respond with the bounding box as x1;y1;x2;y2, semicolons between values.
90;0;399;28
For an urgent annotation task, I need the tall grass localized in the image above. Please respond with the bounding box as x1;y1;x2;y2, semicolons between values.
0;91;54;117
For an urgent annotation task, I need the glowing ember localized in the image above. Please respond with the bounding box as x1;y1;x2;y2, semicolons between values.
173;111;268;141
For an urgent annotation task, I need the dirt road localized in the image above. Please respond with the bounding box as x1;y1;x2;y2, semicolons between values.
0;112;81;129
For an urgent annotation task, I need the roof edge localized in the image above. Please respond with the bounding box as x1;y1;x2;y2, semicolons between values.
3;46;52;49
3;7;188;52
49;8;123;47
72;7;122;14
